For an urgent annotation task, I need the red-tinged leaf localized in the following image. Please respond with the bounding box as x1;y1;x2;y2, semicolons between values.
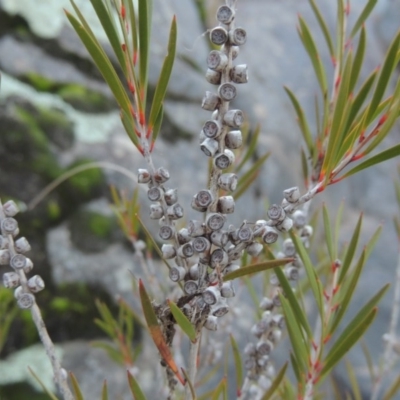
223;258;294;282
127;370;147;400
181;368;196;400
168;300;196;342
139;280;185;385
69;373;84;400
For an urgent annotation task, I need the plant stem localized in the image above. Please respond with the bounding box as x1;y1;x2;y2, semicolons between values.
185;333;201;399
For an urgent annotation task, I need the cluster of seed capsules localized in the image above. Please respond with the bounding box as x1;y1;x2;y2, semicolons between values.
242;206;314;395
0;200;44;309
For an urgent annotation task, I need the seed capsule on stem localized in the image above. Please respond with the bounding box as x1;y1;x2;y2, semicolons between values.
203;286;220;305
184;280;198;295
276;217;293;232
225;130;243;149
194;190;214;209
188;220;206;237
169;266;186;282
177;243;194;258
14;237;31;253
192;236;211;253
200;138;219;157
147;187;163;202
238;224;253;243
217;196;235;214
164;189;178;205
10;254;27;270
223;109;244;128
0;249;10;265
205;69;221;85
137;169;151;184
283;186;300;203
282;238;296;256
150;203;163;219
230;64;248;84
154;167;170;183
211;298;229;317
210;27;228;45
166;203;184;220
162;244;176;259
223;263;240;275
1;217;18;234
216;5;235;24
267;204;286;223
206;213;225;231
177;228;190;244
227;245;243;260
202;120;222;139
262;226;279;244
210;230;229;247
207;50;228;72
189;263;200;280
16;292;35;309
204;315;218;331
210;248;229;269
27;275;45;293
214;149;235;170
218;83;237;101
229;27;247;45
3;272;20;288
0;235;9;249
218;173;238;192
3;200;19;217
246;241;263;257
221;281;235;298
158;225;175;241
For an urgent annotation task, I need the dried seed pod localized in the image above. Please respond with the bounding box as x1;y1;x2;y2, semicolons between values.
276;217;293;232
214;149;235;170
223;263;240;275
159;225;175;241
267;204;286;223
223;109;244;128
229;27;247;45
188;220;206;237
268;329;282;344
210;248;229;269
231;45;239;60
221;281;235;298
3;272;20;288
283;186;300;203
230;64;248;84
211;298;229;317
244;343;256;356
23;258;34;274
202;120;221;139
14;237;31;253
272;314;285;329
210;26;228;45
282;238;296;257
203;286;220;305
177;228;190;244
17;292;35;309
206;213;225;231
161;244;176;259
217;196;235;214
210;230;229;247
272;293;281;307
10;254;27;270
191;196;207;212
301;225;313;238
147;187;163;202
227;245;243;260
205;68;221;85
207;50;228;71
192;236;211;253
169;266;186;282
285;266;299;281
225;130;243;149
150;203;164;219
207;270;218;284
1;217;18;234
262;226;279;244
154;167;170;183
0;235;8;249
216;5;235;24
184;280;198;295
0;249;10;265
238;225;253;243
202;91;221;111
194;190;214;209
259;297;274;311
246;242;263;257
189;263;200;280
204;315;218;331
200;137;219;157
217;173;238;192
218;83;236;101
292;209;306;229
27;275;45;293
166;203;184;220
137;168;151;184
3;200;19;217
256;340;273;356
164;189;178;205
244;356;256;370
270;273;279;286
177;243;194;258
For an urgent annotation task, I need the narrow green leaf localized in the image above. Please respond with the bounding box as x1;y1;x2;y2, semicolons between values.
360;340;376;381
280;296;309;373
335;0;345;70
70;373;85;400
89;0;126;75
329;250;366;335
349;26;366;94
309;0;334;57
350;0;378;38
290;231;324;318
168;300;196;342
301;147;309;187
322;284;389;378
148;16;177;131
127;370;147;400
339;213;363;284
322;204;335;261
290;352;302;384
230;334;243;397
275;267;312;339
345;359;362;400
261;362;288;400
223;258;293;281
364;225;382;260
298;16;328;95
101;380;109;400
211;377;227;400
382;373;400;400
138;0;152;99
284;86;314;158
27;367;60;400
321;308;377;377
181;368;197;400
120;109;141;150
151;105;164;144
65;11;131;117
365;31;400;125
339;143;400;180
91;341;124;364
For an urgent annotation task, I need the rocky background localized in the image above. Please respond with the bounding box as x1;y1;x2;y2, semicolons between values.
0;0;399;399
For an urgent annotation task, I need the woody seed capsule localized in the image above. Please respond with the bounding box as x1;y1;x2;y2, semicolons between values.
257;340;273;356
177;243;194;258
227;245;243;260
154;167;170;183
194;190;214;208
192;236;211;253
224;109;244;128
267;204;286;223
262;226;279;244
200;138;219;157
177;228;190;244
169;266;186;282
161;244;176;259
276;217;293;232
184;280;198;295
203;286;220;305
204;315;218;331
206;213;225;231
0;235;8;249
214;149;235;170
166;203;184;220
202;120;221;139
238;225;253;242
246;242;263;257
230;64;249;84
14;237;31;253
188;220;206;237
137;169;151;184
23;258;34;274
221;281;235;298
223;263;240;275
207;50;228;72
0;249;10;265
217;196;235;214
282;238;296;256
211;298;229;317
150;203;163;219
229;27;247;45
225;130;243;149
3;200;19;217
1;217;18;234
292;209;306;228
10;254;26;270
210;230;229;247
216;5;235;24
164;189;178;205
211;248;229;269
218;83;237;101
210;27;228;45
283;186;300;203
189;263;200;280
205;69;221;85
17;292;35;309
285;266;299;281
147;187;162;202
218;173;238;192
159;225;174;241
259;297;274;311
28;275;45;293
202;91;220;111
3;272;20;288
